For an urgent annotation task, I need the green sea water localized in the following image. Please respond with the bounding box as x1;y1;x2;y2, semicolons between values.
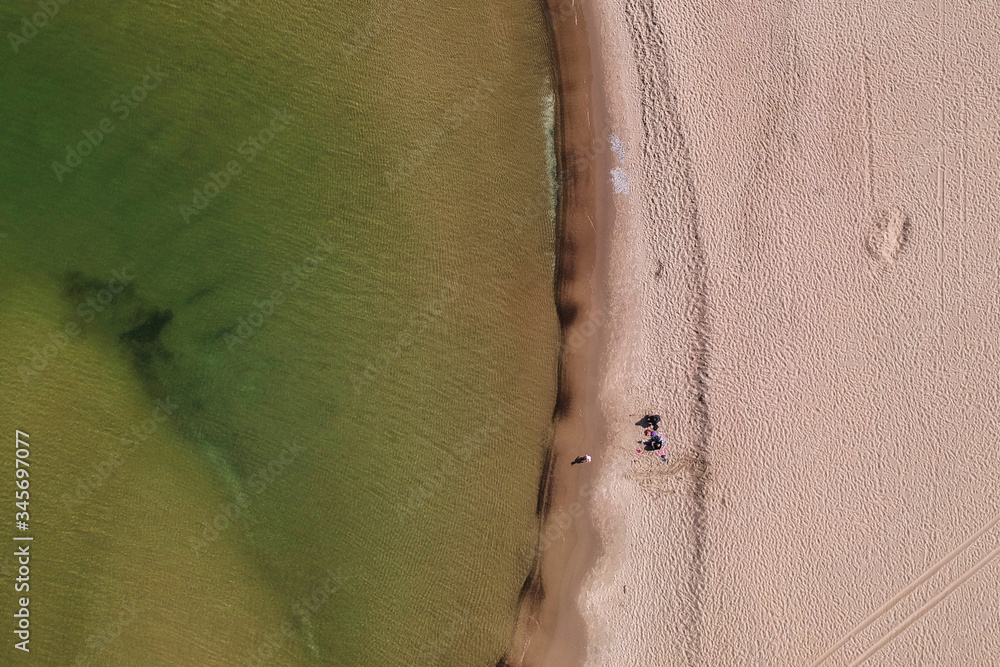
0;1;558;664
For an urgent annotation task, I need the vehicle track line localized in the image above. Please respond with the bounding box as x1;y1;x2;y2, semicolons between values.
807;509;1000;666
849;539;1000;666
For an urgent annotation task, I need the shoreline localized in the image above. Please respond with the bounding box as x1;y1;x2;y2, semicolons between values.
503;0;610;665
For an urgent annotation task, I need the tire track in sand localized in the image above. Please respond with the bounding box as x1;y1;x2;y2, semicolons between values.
849;538;1000;666
808;509;1000;666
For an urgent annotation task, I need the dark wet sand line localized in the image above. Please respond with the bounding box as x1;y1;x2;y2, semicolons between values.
500;0;602;666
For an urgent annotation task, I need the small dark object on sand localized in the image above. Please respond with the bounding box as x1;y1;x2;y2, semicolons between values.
571;455;591;465
636;414;661;429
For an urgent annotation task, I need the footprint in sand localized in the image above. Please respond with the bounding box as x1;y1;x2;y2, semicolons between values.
627;454;713;500
866;207;910;263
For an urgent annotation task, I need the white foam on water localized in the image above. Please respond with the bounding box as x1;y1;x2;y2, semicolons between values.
543;83;558;223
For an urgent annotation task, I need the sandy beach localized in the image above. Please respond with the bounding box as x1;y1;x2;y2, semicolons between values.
516;0;1000;665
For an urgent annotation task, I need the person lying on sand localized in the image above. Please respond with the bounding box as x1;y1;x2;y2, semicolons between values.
571;455;592;465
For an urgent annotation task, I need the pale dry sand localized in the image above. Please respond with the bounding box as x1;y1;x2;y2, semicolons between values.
581;1;1000;665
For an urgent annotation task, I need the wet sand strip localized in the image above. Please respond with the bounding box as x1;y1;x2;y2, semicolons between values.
500;1;604;666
